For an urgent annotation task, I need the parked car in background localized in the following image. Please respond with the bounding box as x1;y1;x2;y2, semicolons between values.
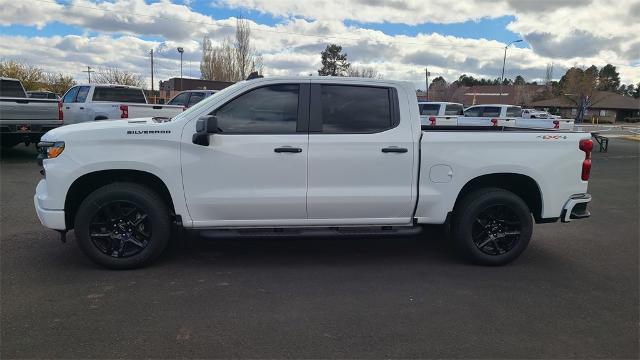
60;84;185;124
167;90;218;108
27;90;60;100
35;76;593;269
0;77;62;148
418;101;464;126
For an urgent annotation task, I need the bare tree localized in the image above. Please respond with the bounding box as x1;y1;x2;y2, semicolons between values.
347;66;382;79
544;63;554;86
235;18;253;80
0;59;45;91
560;65;599;123
200;19;262;82
93;67;145;87
42;72;76;95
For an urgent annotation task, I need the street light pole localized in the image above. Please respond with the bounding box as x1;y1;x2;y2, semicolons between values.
499;39;523;101
177;47;184;91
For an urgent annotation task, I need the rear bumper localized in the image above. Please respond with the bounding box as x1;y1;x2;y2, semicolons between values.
34;180;66;230
561;193;591;223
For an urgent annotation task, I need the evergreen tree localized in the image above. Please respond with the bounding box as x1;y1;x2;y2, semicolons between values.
318;44;350;76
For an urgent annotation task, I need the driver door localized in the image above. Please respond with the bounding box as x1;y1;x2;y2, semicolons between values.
181;81;310;227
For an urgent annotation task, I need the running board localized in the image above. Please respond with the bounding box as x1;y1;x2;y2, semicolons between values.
198;226;423;239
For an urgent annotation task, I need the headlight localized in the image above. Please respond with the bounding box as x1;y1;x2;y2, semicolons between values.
37;141;65;161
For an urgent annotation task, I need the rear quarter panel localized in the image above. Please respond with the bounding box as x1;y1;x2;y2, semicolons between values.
415;131;591;224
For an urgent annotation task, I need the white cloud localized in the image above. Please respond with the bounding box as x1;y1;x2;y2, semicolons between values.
0;0;638;89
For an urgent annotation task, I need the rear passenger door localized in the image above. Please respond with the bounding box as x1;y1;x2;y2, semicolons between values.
306;83;415;224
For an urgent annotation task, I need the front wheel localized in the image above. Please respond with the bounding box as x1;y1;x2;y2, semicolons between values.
452;188;533;265
74;183;171;269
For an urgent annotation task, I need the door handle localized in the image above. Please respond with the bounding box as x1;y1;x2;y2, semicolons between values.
274;147;302;153
65;107;70;109
381;147;408;153
79;107;84;110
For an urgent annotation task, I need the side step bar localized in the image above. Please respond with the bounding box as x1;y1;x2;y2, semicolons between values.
198;226;424;239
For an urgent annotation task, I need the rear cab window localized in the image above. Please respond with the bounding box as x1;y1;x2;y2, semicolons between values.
419;104;440;116
464;106;482;117
506;106;522;117
92;87;146;103
482;107;501;117
0;79;26;98
444;104;464;116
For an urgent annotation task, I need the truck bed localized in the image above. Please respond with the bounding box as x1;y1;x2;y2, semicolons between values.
421;125;575;132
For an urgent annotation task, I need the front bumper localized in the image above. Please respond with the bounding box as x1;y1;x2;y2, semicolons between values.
561;193;591;223
34;180;66;230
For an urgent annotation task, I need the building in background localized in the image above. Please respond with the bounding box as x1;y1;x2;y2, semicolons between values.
530;91;640;123
158;78;234;103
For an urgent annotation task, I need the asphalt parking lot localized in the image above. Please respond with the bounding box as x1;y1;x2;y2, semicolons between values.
1;139;638;359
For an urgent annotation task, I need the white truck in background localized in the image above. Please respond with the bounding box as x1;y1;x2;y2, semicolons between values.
462;104;574;130
418;103;573;129
35;76;593;269
418;102;464;126
1;77;63;148
60;84;185;124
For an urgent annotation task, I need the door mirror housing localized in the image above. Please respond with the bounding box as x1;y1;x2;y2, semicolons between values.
192;115;219;146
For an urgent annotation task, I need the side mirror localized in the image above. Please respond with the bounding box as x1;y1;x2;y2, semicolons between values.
192;115;219;146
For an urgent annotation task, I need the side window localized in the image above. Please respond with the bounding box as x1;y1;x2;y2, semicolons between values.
464;106;482;117
482;106;501;117
187;92;206;106
444;104;464;116
320;85;392;133
506;106;522;117
168;92;189;106
75;86;90;103
214;84;299;134
62;87;79;103
419;104;440;116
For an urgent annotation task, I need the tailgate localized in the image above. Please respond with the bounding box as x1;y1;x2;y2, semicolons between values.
0;98;59;122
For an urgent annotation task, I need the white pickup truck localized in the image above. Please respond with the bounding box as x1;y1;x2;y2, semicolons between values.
34;77;593;269
418;101;464;126
1;77;63;148
60;84;184;124
462;104;574;130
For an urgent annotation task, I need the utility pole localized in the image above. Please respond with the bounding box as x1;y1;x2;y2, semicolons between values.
83;66;94;83
150;49;155;104
425;67;430;100
499;39;523;101
177;47;184;91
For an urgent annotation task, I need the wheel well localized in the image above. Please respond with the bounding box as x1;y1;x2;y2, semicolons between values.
65;170;175;229
455;173;543;221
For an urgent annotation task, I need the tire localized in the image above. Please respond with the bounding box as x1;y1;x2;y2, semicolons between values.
74;182;171;269
452;188;533;266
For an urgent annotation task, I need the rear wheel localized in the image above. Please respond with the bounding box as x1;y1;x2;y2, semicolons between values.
74;183;171;269
452;188;533;265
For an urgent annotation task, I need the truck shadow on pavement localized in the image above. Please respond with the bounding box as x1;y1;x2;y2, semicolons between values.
158;226;462;268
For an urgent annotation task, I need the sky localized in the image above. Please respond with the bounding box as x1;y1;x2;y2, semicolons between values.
0;0;639;90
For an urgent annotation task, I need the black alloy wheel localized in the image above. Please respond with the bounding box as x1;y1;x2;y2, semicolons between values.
89;201;151;258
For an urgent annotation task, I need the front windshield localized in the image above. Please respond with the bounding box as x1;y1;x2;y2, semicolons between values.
170;81;245;122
